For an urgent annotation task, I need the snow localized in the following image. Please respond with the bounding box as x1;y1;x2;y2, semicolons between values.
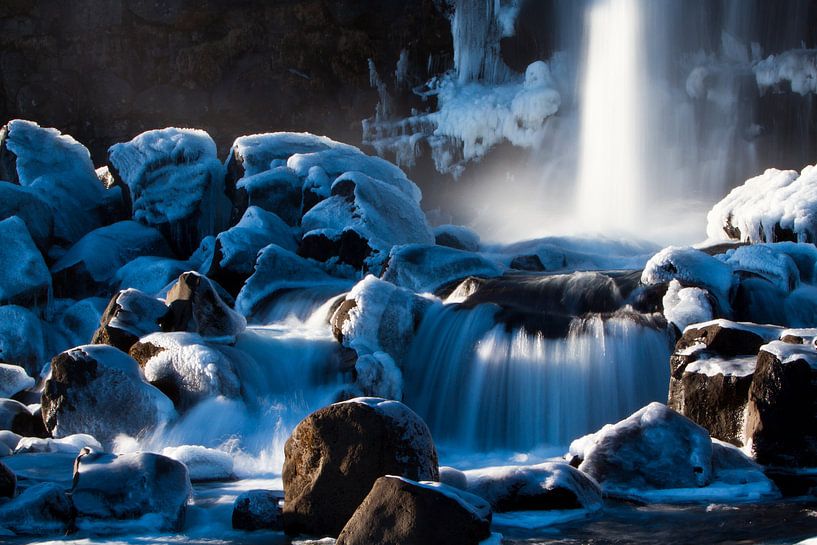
381;243;503;294
105;288;168;337
760;340;817;368
230;132;346;178
211;206;297;277
140;332;241;408
15;434;102;454
495;235;659;272
0;216;51;303
707;164;817;243
234;166;303;225
113;255;193;296
717;244;801;291
662;280;713;332
642;246;734;305
434;224;482;252
161;445;234;481
684;320;783;342
755;49;817;95
352;352;403;400
684;355;757;378
389;475;492;520
0;363;34;398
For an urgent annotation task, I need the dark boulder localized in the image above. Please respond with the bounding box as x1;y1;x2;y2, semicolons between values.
160;272;246;339
336;476;492;545
232;489;283;531
283;398;439;537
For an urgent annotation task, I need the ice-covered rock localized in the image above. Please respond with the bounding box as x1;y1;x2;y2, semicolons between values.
755;49;817;96
235;244;345;319
232;167;303;227
0;461;14;498
642;246;734;310
205;206;297;295
0;305;45;376
0;399;46;438
72;449;191;531
50;297;108;354
0;182;53;249
51;220;173;298
301;172;433;271
0;217;51;306
108;127;230;255
662;280;714;332
161;272;246;340
131;332;240;410
0;120;107;244
232;489;283;531
14;433;102;454
0;431;21;454
283;397;439;536
434;224;481;252
336;476;492;545
718;244;802;292
350;352;404;400
381;243;504;293
0;364;35;398
462;462;602;512
92;288;169;352
745;341;817;467
161;445;234;481
42;345;175;446
440;466;469;490
0;482;73;536
569;403;713;491
707;164;817;243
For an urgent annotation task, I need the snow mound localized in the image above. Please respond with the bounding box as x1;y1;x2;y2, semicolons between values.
229;132;346;178
0;216;51;305
707;164;817;243
353;352;404;400
717;244;802;291
642;246;734;306
14;434;102;454
161;445;234;481
0;364;35;398
663;280;714;332
382;243;504;293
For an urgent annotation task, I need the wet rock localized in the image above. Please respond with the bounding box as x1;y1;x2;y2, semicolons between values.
161;272;246;339
745;342;817;467
0;461;15;498
0;482;74;535
91;288;169;353
336;476;491;545
42;345;175;446
283;397;439;537
72;449;191;531
232;489;283;531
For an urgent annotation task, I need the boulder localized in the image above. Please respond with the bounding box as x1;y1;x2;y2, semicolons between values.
0;305;44;376
434;224;481;252
72;449;191;531
42;345;175;446
336;476;491;545
462;462;603;512
509;254;546;272
0;217;50;306
283;398;439;537
107;127;231;255
50;221;173;299
14;434;102;454
569;403;713;490
91;288;169;352
0;364;35;398
0;182;53;249
661;280;714;332
232;489;283;531
51;297;108;353
745;342;817;466
641;246;734;311
161;272;246;339
0;482;74;535
161;445;234;482
0;399;47;438
0;461;14;498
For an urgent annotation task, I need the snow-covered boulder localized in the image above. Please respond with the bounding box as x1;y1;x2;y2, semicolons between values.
569;403;713;491
72;449;192;531
434;224;481;252
348;352;403;400
642;246;734;311
0;482;73;536
461;462;602;512
336;476;492;545
283;397;439;537
0;305;44;376
51;220;173;298
131;332;240;410
232;489;283;531
662;280;714;332
745;341;817;467
0;364;34;398
162;272;246;339
0;217;50;306
0;461;14;498
0;120;107;244
0;399;46;438
235;244;344;319
0;431;21;454
0;182;53;249
301;172;433;271
162;445;234;481
706;164;817;243
50;297;108;354
717;244;802;292
92;288;169;352
14;434;102;454
381;244;504;293
108;127;230;255
41;345;175;446
205;206;297;295
232;166;304;226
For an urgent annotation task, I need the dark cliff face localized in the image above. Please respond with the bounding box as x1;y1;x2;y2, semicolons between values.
0;0;452;162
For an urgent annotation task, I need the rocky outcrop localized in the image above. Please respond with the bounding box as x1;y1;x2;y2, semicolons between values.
232;490;283;531
336;476;492;545
282;398;439;537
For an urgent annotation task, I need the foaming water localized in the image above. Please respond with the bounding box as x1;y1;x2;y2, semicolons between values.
403;302;672;452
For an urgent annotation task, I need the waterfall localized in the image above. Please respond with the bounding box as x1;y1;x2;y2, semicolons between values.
575;0;647;233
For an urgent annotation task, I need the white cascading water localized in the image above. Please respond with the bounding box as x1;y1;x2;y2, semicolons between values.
575;0;647;234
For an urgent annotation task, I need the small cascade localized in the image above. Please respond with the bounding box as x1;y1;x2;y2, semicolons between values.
403;272;672;452
249;285;348;325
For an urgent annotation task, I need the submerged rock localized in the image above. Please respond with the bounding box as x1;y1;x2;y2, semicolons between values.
0;482;74;536
72;449;191;531
283;397;439;537
336;476;492;545
232;489;283;531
